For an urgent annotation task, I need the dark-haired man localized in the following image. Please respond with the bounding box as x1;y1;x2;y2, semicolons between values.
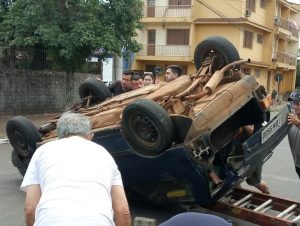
131;74;144;90
109;70;132;96
165;65;182;82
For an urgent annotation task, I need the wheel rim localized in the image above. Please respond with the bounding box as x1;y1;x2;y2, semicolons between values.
13;129;30;156
131;114;160;147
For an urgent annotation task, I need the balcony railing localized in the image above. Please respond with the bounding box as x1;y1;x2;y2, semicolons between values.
138;44;190;57
144;5;191;18
274;51;297;66
274;16;299;38
289;56;297;66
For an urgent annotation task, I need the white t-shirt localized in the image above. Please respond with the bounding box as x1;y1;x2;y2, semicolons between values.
21;136;123;226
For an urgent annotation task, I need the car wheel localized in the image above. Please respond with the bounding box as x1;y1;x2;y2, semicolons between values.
121;98;174;157
6;116;41;159
194;36;240;72
11;150;29;176
79;78;112;104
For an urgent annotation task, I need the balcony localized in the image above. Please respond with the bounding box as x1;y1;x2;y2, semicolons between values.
137;44;190;57
274;17;299;40
144;5;191;18
273;51;297;69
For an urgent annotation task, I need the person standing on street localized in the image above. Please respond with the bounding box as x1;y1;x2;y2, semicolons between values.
21;112;131;226
287;90;300;178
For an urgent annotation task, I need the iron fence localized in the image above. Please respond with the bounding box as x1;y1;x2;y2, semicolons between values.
0;47;52;71
0;47;101;74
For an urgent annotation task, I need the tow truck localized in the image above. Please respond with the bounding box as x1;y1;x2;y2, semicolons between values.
134;188;300;226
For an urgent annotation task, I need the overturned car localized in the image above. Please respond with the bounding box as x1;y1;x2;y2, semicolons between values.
6;36;290;207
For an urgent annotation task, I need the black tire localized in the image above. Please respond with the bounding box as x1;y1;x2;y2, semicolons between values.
121;98;174;157
194;36;240;72
6;116;41;159
79;78;112;104
11;150;29;177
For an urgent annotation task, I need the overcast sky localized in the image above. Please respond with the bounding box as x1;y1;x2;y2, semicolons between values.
287;0;300;3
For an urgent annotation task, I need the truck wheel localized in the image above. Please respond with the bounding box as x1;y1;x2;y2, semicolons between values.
121;98;174;157
79;78;112;104
6;116;41;159
194;36;240;72
11;150;29;176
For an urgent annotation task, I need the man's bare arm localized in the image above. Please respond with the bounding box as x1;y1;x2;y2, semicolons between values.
24;184;41;226
111;185;131;226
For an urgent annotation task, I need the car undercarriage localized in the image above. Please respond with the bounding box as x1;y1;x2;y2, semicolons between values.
6;36;291;206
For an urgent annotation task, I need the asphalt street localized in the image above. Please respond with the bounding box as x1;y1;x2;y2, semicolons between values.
1;135;300;226
0;142;184;226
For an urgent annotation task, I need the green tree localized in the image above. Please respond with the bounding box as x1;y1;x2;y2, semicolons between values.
0;0;143;105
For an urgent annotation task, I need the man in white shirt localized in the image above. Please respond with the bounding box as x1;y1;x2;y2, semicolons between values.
21;113;131;226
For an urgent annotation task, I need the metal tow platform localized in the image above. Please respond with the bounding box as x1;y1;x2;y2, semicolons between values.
207;188;300;226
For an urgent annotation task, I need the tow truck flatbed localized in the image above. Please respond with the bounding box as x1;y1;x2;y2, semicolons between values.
190;188;300;226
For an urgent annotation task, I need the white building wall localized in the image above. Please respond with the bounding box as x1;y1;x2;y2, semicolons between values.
102;58;113;82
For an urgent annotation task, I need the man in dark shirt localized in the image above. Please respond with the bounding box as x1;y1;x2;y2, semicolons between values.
109;70;132;96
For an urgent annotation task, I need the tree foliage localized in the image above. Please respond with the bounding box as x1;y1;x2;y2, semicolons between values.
0;0;14;22
0;0;143;72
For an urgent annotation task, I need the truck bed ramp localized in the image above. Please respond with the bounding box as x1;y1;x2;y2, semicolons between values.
209;188;300;226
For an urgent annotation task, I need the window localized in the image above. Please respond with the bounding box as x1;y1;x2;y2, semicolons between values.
169;0;191;7
148;30;156;44
243;30;254;48
147;0;155;6
255;69;260;78
147;30;156;55
167;29;189;45
147;0;155;17
246;0;256;12
257;34;264;44
260;0;265;8
241;68;251;74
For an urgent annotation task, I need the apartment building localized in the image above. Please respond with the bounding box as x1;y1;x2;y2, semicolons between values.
131;0;300;94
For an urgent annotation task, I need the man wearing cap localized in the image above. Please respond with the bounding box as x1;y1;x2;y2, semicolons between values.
159;212;232;226
287;90;300;178
109;70;132;96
